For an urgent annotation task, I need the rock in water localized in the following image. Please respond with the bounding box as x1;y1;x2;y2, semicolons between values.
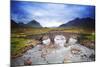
24;57;32;65
42;39;51;45
64;44;95;62
68;37;78;45
42;35;51;45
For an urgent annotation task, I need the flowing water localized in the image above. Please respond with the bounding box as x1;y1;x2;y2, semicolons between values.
11;35;95;66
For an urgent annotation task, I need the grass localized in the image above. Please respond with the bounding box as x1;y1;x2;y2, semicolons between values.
87;33;95;40
11;38;28;55
78;33;95;49
11;27;95;57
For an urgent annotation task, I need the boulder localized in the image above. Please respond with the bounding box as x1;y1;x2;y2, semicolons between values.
42;35;51;45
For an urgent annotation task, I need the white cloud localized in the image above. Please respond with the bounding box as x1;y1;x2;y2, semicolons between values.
11;1;95;27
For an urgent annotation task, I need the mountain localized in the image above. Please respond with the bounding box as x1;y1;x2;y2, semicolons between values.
11;19;19;28
11;19;42;28
59;17;95;30
11;20;26;28
26;20;42;28
18;22;27;27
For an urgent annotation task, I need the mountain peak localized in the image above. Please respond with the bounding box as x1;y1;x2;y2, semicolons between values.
27;20;42;28
11;19;42;28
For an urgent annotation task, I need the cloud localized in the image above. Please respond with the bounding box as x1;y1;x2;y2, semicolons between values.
11;1;95;27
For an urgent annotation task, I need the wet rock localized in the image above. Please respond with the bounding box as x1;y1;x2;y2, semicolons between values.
41;35;51;45
68;37;78;45
24;57;32;65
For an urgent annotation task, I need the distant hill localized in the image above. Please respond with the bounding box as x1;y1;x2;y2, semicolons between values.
59;17;95;30
18;22;27;28
26;20;42;28
11;20;19;28
11;19;42;28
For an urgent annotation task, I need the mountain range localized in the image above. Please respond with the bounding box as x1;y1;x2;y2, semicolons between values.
11;17;95;30
11;19;42;28
59;17;95;30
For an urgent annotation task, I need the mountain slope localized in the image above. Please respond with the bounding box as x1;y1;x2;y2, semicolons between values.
11;19;19;28
59;17;95;30
11;19;42;28
26;20;42;28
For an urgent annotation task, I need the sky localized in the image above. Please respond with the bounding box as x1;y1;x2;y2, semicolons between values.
11;1;95;27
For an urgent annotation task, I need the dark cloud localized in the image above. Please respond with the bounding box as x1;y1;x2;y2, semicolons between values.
11;1;95;27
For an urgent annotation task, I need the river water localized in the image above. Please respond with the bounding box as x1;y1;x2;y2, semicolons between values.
11;43;95;66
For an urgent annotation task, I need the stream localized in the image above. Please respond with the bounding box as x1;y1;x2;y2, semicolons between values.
11;43;95;66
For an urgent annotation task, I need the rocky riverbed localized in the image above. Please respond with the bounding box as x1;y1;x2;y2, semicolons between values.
11;34;95;66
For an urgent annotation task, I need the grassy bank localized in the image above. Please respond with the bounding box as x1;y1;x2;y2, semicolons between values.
11;27;95;58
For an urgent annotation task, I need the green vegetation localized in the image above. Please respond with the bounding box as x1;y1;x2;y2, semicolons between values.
11;27;95;58
78;33;95;49
11;38;28;55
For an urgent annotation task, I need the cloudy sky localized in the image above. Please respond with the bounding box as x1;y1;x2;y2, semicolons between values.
11;1;95;27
